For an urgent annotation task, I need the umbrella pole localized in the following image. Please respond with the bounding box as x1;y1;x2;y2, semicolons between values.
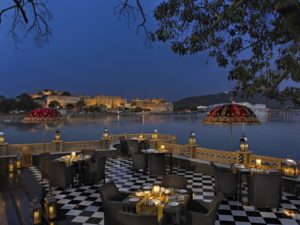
230;124;233;151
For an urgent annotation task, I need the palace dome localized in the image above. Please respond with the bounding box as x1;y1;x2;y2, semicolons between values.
23;108;62;122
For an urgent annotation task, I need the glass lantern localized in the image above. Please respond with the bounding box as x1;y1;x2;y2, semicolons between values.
188;132;196;145
8;159;14;173
240;135;249;152
15;153;22;170
44;191;57;221
102;128;109;139
54;130;61;141
0;131;5;143
31;197;42;225
152;129;158;140
281;157;299;177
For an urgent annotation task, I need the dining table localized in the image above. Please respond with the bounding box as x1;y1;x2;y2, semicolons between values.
141;149;173;173
56;154;91;186
122;186;191;224
233;164;280;204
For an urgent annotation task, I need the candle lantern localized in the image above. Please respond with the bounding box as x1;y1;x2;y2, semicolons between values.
160;145;165;151
240;135;249;152
281;157;299;177
15;153;22;170
71;152;76;159
138;133;144;140
152;185;161;197
44;191;57;221
102;128;109;139
0;131;5;144
152;129;158;140
8;159;14;173
54;130;61;141
188;132;196;145
255;159;262;168
31;197;42;225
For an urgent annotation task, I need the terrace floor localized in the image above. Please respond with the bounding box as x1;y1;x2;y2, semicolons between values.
4;157;300;225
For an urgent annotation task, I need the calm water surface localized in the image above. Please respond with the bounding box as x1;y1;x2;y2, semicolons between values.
1;113;300;160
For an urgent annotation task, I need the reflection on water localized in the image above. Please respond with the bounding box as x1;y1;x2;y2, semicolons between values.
1;113;300;160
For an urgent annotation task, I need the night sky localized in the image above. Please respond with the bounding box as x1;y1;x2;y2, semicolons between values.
0;0;233;101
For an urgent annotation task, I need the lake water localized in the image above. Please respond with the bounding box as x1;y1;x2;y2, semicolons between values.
1;113;300;160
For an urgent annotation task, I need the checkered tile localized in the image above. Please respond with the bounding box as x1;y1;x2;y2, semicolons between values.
28;157;300;225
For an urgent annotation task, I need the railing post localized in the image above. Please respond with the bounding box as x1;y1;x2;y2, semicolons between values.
150;129;159;149
238;134;251;165
0;131;8;155
52;130;63;152
100;128;111;150
181;132;198;158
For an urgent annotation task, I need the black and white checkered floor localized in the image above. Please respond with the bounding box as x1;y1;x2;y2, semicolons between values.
29;157;300;225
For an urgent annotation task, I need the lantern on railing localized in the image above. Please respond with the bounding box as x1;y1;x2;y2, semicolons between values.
188;132;196;145
8;159;14;173
138;133;144;140
152;129;158;140
54;130;61;141
102;128;109;139
281;157;299;177
31;197;42;225
0;131;5;144
44;191;57;221
15;152;22;170
240;135;248;152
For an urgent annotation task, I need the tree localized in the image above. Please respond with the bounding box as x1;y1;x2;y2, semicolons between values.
75;100;86;110
61;91;71;96
65;103;74;110
1;0;300;103
48;100;61;109
16;93;41;111
152;0;300;104
0;99;17;114
0;0;52;46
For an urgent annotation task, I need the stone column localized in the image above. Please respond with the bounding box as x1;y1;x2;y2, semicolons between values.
52;130;63;152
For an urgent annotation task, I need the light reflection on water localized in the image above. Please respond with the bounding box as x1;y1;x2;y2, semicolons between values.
1;113;300;160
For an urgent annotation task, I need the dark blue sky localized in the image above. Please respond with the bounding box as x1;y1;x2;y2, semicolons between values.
0;0;233;101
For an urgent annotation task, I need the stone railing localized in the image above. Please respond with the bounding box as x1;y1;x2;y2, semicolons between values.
157;141;286;168
249;154;284;170
0;132;291;171
1;133;177;156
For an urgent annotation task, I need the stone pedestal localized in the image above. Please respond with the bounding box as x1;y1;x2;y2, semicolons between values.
101;138;111;150
53;140;63;152
237;151;252;165
150;140;158;150
0;143;7;156
180;144;197;158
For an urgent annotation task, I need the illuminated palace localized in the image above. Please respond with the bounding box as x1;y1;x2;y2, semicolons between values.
83;96;127;109
131;98;173;112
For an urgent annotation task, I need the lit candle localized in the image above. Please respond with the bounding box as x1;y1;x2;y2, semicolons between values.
256;159;262;168
152;185;161;197
71;152;76;159
49;206;54;218
33;211;41;224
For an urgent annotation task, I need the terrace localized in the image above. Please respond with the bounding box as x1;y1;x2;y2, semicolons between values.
0;132;299;225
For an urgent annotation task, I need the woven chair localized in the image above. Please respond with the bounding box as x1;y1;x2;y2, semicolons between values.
99;182;130;225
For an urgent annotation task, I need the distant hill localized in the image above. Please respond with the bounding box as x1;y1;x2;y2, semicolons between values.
173;92;293;110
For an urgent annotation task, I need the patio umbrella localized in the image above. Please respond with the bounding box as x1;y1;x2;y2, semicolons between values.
203;102;260;150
